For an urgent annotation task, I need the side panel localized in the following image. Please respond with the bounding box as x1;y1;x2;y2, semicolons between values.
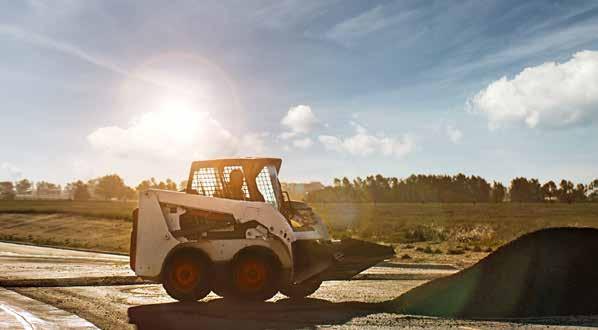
134;189;297;279
154;189;297;252
134;191;179;277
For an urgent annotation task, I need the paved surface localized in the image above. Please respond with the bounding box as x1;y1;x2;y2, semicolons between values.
0;242;131;280
2;241;598;329
0;287;97;329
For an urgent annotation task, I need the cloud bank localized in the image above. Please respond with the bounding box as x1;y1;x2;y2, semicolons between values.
469;50;598;129
319;123;414;158
88;109;266;160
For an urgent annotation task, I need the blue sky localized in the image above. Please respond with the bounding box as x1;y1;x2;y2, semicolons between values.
1;0;598;186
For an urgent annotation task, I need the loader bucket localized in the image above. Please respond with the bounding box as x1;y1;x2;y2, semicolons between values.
319;238;395;281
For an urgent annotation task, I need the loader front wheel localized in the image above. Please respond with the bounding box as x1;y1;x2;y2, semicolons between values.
230;253;279;301
163;251;211;302
280;276;322;299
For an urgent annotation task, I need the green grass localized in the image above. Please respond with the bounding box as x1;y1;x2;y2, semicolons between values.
0;200;137;220
310;202;598;246
2;200;598;248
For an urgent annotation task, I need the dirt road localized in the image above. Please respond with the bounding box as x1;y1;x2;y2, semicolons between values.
1;241;596;329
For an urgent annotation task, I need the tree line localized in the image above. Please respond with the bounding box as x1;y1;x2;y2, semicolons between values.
305;174;598;203
0;175;186;201
2;173;597;204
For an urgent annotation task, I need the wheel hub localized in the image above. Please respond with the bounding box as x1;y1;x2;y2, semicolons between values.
173;260;199;290
237;260;267;290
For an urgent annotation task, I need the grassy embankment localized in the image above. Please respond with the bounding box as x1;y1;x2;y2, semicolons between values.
1;200;597;266
0;200;135;253
0;200;136;219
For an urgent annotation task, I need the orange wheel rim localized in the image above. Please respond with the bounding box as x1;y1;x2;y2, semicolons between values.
172;258;200;290
235;259;268;292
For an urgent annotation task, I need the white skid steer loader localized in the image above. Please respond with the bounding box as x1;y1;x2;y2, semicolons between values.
130;158;394;301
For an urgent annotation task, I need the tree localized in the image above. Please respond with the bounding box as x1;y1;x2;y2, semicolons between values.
0;181;15;200
573;183;587;202
491;181;506;203
136;179;152;192
179;180;188;191
72;181;91;201
472;176;491;203
164;179;177;191
306;174;593;204
86;178;99;199
136;178;178;192
510;177;541;202
541;181;557;202
123;186;137;201
15;179;32;195
95;174;127;200
35;181;61;197
333;178;341;188
557;180;575;203
589;179;598;202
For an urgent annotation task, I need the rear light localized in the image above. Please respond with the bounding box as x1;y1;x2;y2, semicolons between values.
129;208;139;271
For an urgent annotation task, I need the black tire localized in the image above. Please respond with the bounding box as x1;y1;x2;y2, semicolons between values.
280;276;322;299
229;252;280;301
162;251;211;302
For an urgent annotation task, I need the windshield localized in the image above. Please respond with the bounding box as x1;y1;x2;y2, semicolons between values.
256;165;282;209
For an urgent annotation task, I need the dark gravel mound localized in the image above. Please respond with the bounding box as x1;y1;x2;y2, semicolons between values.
389;227;598;318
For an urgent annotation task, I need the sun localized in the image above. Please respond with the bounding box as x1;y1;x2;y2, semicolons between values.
153;96;202;140
159;96;195;114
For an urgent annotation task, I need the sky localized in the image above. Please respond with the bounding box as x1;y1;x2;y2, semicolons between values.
1;0;598;186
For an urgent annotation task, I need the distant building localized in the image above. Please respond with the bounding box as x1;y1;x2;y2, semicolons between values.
281;182;325;201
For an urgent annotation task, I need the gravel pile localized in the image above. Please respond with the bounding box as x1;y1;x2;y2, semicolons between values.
389;227;598;318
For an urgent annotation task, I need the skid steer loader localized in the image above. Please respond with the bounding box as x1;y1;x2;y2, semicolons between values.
130;158;394;301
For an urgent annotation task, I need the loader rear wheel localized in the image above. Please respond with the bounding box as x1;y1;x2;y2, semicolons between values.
230;253;279;301
280;276;322;299
163;252;210;302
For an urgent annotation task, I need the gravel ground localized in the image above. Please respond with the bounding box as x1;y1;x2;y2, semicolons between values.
14;281;598;329
3;240;597;329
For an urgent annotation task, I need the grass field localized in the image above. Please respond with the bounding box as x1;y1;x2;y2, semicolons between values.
0;200;136;220
1;200;597;266
313;202;598;244
312;202;598;266
0;213;132;253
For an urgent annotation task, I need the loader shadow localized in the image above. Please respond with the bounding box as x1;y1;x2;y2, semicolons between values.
128;297;387;329
127;297;598;329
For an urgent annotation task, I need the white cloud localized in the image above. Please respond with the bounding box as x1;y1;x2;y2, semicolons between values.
469;50;598;129
292;137;313;149
446;125;463;143
281;105;318;134
1;162;22;180
318;125;414;158
88;109;266;160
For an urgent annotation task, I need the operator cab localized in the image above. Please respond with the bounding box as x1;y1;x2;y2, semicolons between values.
186;157;284;208
185;157;323;233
